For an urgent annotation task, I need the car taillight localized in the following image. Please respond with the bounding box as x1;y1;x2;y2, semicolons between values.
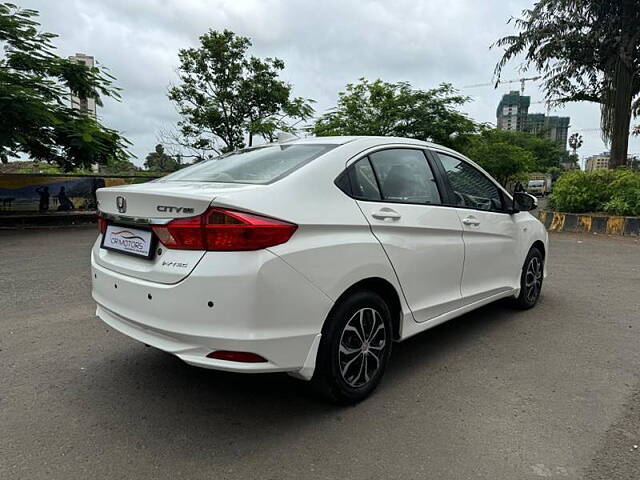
98;214;107;234
151;207;297;251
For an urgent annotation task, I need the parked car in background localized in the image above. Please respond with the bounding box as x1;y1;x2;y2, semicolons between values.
527;179;549;196
91;136;547;403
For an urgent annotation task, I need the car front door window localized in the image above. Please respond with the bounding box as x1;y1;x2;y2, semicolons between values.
437;153;503;212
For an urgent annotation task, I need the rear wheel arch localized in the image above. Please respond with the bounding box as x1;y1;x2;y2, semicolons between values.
531;240;545;260
328;277;403;341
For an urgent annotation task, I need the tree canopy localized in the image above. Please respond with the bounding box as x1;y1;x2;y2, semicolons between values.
144;144;181;172
168;29;314;156
0;3;130;170
457;128;564;185
464;137;534;186
493;0;640;168
312;79;477;148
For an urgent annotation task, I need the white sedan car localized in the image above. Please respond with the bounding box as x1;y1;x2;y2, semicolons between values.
92;136;547;403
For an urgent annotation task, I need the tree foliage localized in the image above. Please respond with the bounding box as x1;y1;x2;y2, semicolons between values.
144;144;180;172
168;29;314;155
312;79;477;148
568;132;584;155
494;0;640;168
465;138;533;186
99;156;139;174
458;128;565;185
0;3;130;170
550;168;640;215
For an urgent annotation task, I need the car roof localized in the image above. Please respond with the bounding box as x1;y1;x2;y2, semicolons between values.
285;135;459;154
284;135;512;200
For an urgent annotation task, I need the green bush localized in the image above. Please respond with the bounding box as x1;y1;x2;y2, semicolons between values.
550;169;640;216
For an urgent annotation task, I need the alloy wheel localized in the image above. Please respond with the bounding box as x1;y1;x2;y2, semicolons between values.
338;307;387;388
525;256;543;303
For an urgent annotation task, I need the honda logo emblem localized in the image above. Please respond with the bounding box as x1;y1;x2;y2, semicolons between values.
116;196;127;213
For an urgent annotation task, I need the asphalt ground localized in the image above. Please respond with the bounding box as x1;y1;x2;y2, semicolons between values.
1;227;639;479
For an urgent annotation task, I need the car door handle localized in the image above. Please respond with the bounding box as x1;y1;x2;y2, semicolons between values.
372;209;402;220
462;217;480;226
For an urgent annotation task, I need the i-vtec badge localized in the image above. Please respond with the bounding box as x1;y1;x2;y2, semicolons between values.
157;205;195;214
162;260;188;268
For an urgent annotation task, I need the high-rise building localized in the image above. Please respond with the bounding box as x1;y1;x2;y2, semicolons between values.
496;91;530;131
496;91;570;150
526;114;570;150
68;53;97;117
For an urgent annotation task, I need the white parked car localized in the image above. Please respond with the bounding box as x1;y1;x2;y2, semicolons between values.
92;136;547;403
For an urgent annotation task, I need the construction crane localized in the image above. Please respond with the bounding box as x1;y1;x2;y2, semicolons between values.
462;76;542;95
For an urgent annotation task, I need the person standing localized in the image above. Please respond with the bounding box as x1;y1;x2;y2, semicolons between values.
35;185;50;213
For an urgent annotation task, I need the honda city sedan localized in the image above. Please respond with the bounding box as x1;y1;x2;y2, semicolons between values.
91;136;547;403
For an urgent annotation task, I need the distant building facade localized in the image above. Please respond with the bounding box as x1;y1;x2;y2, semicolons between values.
584;152;640;171
496;91;570;150
585;153;610;171
526;114;570;150
496;91;531;131
68;53;97;117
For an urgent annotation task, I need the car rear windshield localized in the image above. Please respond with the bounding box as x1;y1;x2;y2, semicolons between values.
161;144;336;184
528;180;545;187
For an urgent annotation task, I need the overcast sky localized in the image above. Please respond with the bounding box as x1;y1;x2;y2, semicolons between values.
27;0;640;166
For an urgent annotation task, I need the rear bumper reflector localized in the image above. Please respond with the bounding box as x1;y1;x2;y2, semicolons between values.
206;351;268;363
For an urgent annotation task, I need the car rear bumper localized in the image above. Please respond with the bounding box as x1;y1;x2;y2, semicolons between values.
91;247;332;378
96;304;321;374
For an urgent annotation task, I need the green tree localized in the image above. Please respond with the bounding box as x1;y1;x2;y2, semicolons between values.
568;132;584;156
312;79;477;147
494;0;640;168
459;128;563;174
101;156;139;174
458;129;535;185
547;166;563;182
0;3;130;170
500;130;565;172
144;144;180;172
168;29;314;155
468;140;533;186
563;153;580;170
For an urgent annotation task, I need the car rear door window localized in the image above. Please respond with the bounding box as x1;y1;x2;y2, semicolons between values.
368;149;441;204
436;153;504;211
346;158;382;200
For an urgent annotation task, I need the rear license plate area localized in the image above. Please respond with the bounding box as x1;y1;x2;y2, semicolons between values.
101;224;156;259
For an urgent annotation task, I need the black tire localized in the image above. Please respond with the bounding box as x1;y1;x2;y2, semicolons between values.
513;246;544;309
312;290;393;404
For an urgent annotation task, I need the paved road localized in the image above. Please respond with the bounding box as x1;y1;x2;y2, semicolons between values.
1;227;639;479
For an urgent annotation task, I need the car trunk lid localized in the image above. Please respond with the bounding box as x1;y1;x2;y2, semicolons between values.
94;181;263;284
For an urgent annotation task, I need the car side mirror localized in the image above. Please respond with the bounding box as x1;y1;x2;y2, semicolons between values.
512;192;537;213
